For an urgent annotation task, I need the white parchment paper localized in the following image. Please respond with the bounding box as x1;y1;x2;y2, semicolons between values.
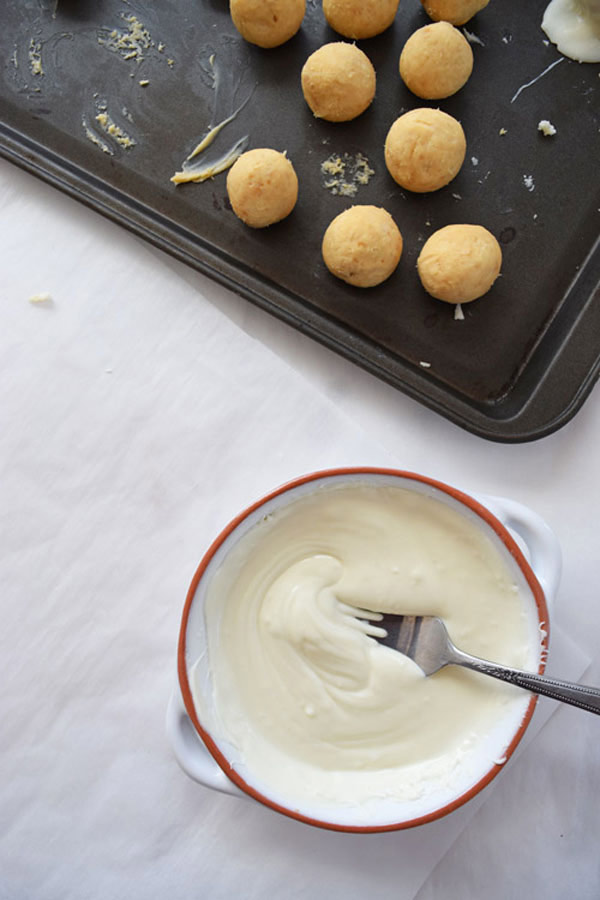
0;161;590;900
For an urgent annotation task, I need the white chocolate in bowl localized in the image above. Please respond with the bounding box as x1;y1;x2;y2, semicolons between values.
190;480;544;825
542;0;600;62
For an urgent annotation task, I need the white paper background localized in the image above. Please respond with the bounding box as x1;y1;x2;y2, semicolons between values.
1;160;598;900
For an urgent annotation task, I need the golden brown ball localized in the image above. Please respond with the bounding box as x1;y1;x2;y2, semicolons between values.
226;149;298;228
399;22;474;99
230;0;305;48
420;0;490;26
322;205;403;287
301;42;376;122
417;224;502;303
323;0;400;39
384;108;466;193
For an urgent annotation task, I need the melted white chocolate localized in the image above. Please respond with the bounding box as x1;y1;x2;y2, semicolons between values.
542;0;600;62
192;482;542;816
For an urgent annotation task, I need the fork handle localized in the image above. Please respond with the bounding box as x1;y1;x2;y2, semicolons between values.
452;651;600;715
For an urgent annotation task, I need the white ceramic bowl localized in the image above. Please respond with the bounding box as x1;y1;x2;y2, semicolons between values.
168;468;560;832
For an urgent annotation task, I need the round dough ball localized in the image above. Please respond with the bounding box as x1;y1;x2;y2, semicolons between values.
230;0;305;48
323;0;400;39
384;108;466;193
322;205;403;288
400;22;474;99
301;43;376;122
417;224;502;303
420;0;489;26
226;149;298;228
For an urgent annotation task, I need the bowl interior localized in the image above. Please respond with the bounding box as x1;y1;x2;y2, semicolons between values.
179;469;548;832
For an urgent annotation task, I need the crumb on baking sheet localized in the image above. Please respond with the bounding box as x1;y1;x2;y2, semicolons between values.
523;174;535;192
355;155;374;185
29;292;53;304
419;361;431;368
82;117;114;154
454;303;465;321
538;119;557;136
320;152;374;197
322;156;345;177
499;127;508;135
28;39;44;76
98;13;171;67
95;111;136;148
463;29;484;46
99;15;152;61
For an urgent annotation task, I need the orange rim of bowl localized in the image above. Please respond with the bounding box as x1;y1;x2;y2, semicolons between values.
177;467;550;833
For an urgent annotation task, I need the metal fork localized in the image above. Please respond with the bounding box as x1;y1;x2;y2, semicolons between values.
354;611;600;716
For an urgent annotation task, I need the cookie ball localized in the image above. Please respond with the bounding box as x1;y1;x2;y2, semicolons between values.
323;0;400;39
301;42;376;122
226;149;298;228
384;108;466;193
230;0;305;48
322;205;403;287
420;0;489;26
400;22;474;99
417;224;502;303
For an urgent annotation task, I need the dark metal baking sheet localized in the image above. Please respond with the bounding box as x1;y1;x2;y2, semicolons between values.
2;0;599;441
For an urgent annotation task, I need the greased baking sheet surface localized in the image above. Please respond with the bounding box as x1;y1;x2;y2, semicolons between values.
2;0;599;440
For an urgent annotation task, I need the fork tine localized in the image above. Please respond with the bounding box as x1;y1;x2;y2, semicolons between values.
337;601;384;622
337;602;388;639
355;619;389;639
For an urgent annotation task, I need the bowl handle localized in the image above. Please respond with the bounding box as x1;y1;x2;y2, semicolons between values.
166;686;245;798
479;494;561;608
